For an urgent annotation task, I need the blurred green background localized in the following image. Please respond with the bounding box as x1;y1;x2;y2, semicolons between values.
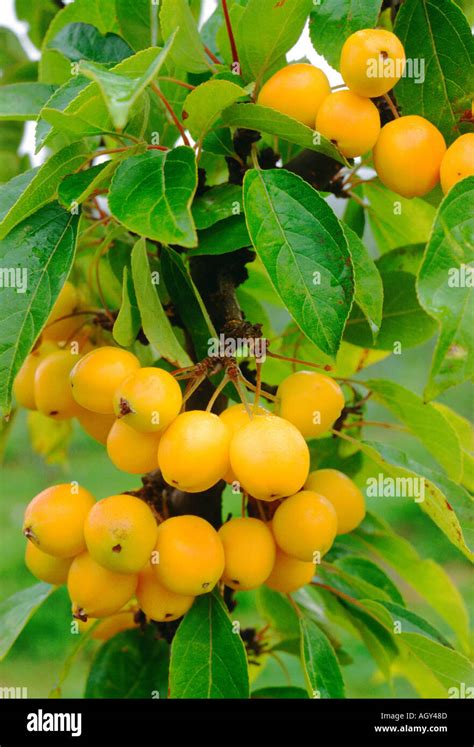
0;337;471;698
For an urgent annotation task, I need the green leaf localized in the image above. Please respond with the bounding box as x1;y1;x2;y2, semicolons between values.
169;591;249;698
85;628;170;698
236;0;313;84
367;441;473;562
192;183;243;229
363;599;452;647
0;141;87;239
363;180;436;252
182;79;247;141
256;587;300;639
39;0;120;85
0;203;79;415
252;686;309;699
109;147;198;247
299;617;345;698
376;244;425;275
343;195;365;238
243;168;354;357
395;633;473;691
349;512;470;651
49;22;133;64
319;563;396;605
161;246;216;360
309;0;382;70
367;379;462;480
0;83;56;121
344;270;437;350
58;161;116;208
0;167;38;223
160;0;211;74
195;215;250;256
113;266;141;348
131;238;191;368
335;557;405;606
202;127;236;157
394;0;473;143
78;35;175;130
116;0;160;51
417;177;474;399
0;583;53;661
433;402;474;492
15;0;59;49
35;76;90;152
221;104;348;165
343;225;383;338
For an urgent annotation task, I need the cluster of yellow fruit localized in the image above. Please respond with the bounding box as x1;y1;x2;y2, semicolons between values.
23;466;365;625
20;340;366;624
258;28;474;198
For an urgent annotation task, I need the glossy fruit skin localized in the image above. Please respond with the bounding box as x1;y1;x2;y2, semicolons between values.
153;515;225;596
34;349;82;420
90;610;138;640
277;371;345;439
272;490;338;561
76;408;115;445
25;542;73;585
218;518;276;590
68;551;137;619
265;547;315;593
137;563;194;622
340;29;406;98
70;346;140;414
158;410;231;492
113;367;182;433
84;494;158;573
229;415;310;501
257;63;331;127
219;404;269;483
107;419;160;474
373;115;446;198
13;341;58;410
440;134;474;194
42;281;81;343
316;90;381;158
23;483;96;558
305;469;365;534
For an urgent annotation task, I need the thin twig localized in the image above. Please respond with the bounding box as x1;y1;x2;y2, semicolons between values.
222;0;240;70
150;82;190;146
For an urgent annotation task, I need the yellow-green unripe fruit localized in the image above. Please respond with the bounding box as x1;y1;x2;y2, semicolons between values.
272;490;338;561
257;63;330;127
84;494;158;573
42;281;81;343
34;349;82;420
373;115;446;198
229;415;310;501
106;419;161;474
265;547;316;593
13;341;58;410
440;133;474;194
218;518;276;590
219;403;269;483
113;367;182;432
153;515;225;596
70;346;140;414
316;90;381;158
68;551;137;619
277;371;345;439
25;542;73;585
23;483;96;558
158;410;231;492
305;469;366;534
340;29;406;98
137;563;194;622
